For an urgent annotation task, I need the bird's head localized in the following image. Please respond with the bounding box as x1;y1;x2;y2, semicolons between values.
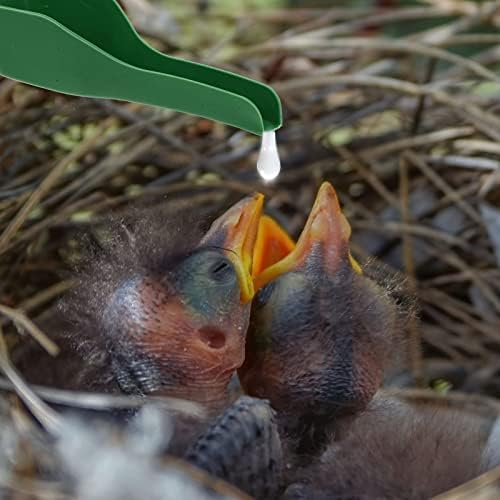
73;194;263;409
240;182;399;421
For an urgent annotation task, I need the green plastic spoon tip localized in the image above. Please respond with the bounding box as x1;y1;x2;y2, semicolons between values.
0;0;282;135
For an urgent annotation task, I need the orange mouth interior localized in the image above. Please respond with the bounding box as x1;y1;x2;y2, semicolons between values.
252;215;295;279
250;183;362;296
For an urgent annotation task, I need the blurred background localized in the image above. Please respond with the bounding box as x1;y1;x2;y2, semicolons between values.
1;0;500;406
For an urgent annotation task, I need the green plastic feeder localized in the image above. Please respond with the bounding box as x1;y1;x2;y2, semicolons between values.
0;0;282;135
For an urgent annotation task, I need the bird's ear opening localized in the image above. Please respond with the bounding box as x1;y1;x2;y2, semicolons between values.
253;182;362;293
201;193;264;303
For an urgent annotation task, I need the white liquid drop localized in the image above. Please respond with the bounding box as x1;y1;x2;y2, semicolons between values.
257;131;281;181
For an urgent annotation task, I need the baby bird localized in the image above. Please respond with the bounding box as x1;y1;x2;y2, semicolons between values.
241;182;500;498
15;194;264;411
12;194;287;499
240;182;403;449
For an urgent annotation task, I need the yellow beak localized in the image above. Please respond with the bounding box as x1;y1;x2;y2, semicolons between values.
253;182;361;293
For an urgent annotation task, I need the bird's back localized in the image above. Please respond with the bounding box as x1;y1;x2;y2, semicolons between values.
285;395;496;499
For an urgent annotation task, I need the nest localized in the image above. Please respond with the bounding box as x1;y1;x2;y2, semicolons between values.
1;0;500;498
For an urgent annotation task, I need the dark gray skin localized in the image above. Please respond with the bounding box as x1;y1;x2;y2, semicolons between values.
238;181;498;499
238;246;497;499
237;182;409;459
281;395;499;500
240;244;401;454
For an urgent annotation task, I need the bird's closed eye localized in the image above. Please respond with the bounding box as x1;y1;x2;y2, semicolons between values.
208;258;235;283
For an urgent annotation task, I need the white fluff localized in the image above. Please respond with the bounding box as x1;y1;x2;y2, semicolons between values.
53;406;230;500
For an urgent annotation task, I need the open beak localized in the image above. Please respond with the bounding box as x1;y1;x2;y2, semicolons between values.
252;215;295;279
201;193;264;303
200;183;361;302
253;182;361;293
